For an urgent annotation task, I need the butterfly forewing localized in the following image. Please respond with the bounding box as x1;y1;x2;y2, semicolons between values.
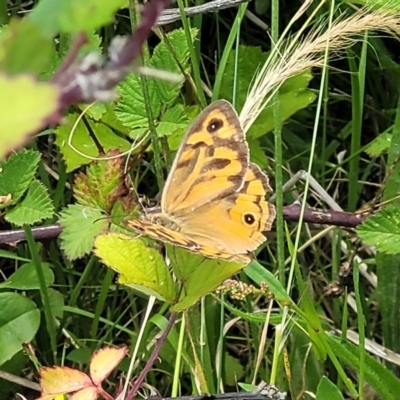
161;100;249;214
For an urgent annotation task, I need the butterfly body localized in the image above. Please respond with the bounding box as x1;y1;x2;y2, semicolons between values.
128;100;276;264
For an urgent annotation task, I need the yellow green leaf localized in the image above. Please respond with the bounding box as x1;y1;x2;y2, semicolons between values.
94;233;176;303
0;73;58;160
169;247;245;311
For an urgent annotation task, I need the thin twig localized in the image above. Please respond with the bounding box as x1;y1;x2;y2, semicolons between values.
0;204;369;247
282;203;367;228
156;0;249;26
0;370;41;392
0;224;63;245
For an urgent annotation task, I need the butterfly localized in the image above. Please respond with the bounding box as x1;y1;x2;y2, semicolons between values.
127;100;276;264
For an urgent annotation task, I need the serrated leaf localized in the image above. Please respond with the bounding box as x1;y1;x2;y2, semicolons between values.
54;114;131;172
0;149;40;207
0;262;54;290
6;180;54;226
74;153;127;212
115;73;161;129
59;204;108;260
151;28;196;105
99;103;128;133
85;102;107;121
0;73;59;160
365;131;392;157
90;346;128;385
115;28;195;131
0;19;53;75
157;104;189;137
94;233;176;302
110;196;141;230
30;0;126;34
39;366;92;397
169;247;244;311
0;292;40;366
357;205;400;254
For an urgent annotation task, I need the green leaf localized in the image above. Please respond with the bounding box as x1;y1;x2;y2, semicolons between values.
290;325;324;397
219;45;316;138
365;131;391;157
29;0;126;35
59;204;108;260
6;180;54;226
74;154;127;212
58;31;102;61
0;292;40;366
357;205;400;254
85;102;107;121
221;300;283;324
169;247;245;311
0;250;29;262
316;376;344;400
327;334;400;400
248;138;270;169
250;69;316;138
0;74;58;160
115;72;161;129
48;289;65;319
94;233;176;303
54;114;131;172
0;262;54;290
98;103;127;133
243;260;292;302
0;149;40;207
151;28;196;105
157;104;189;137
224;353;245;385
0;19;53;75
